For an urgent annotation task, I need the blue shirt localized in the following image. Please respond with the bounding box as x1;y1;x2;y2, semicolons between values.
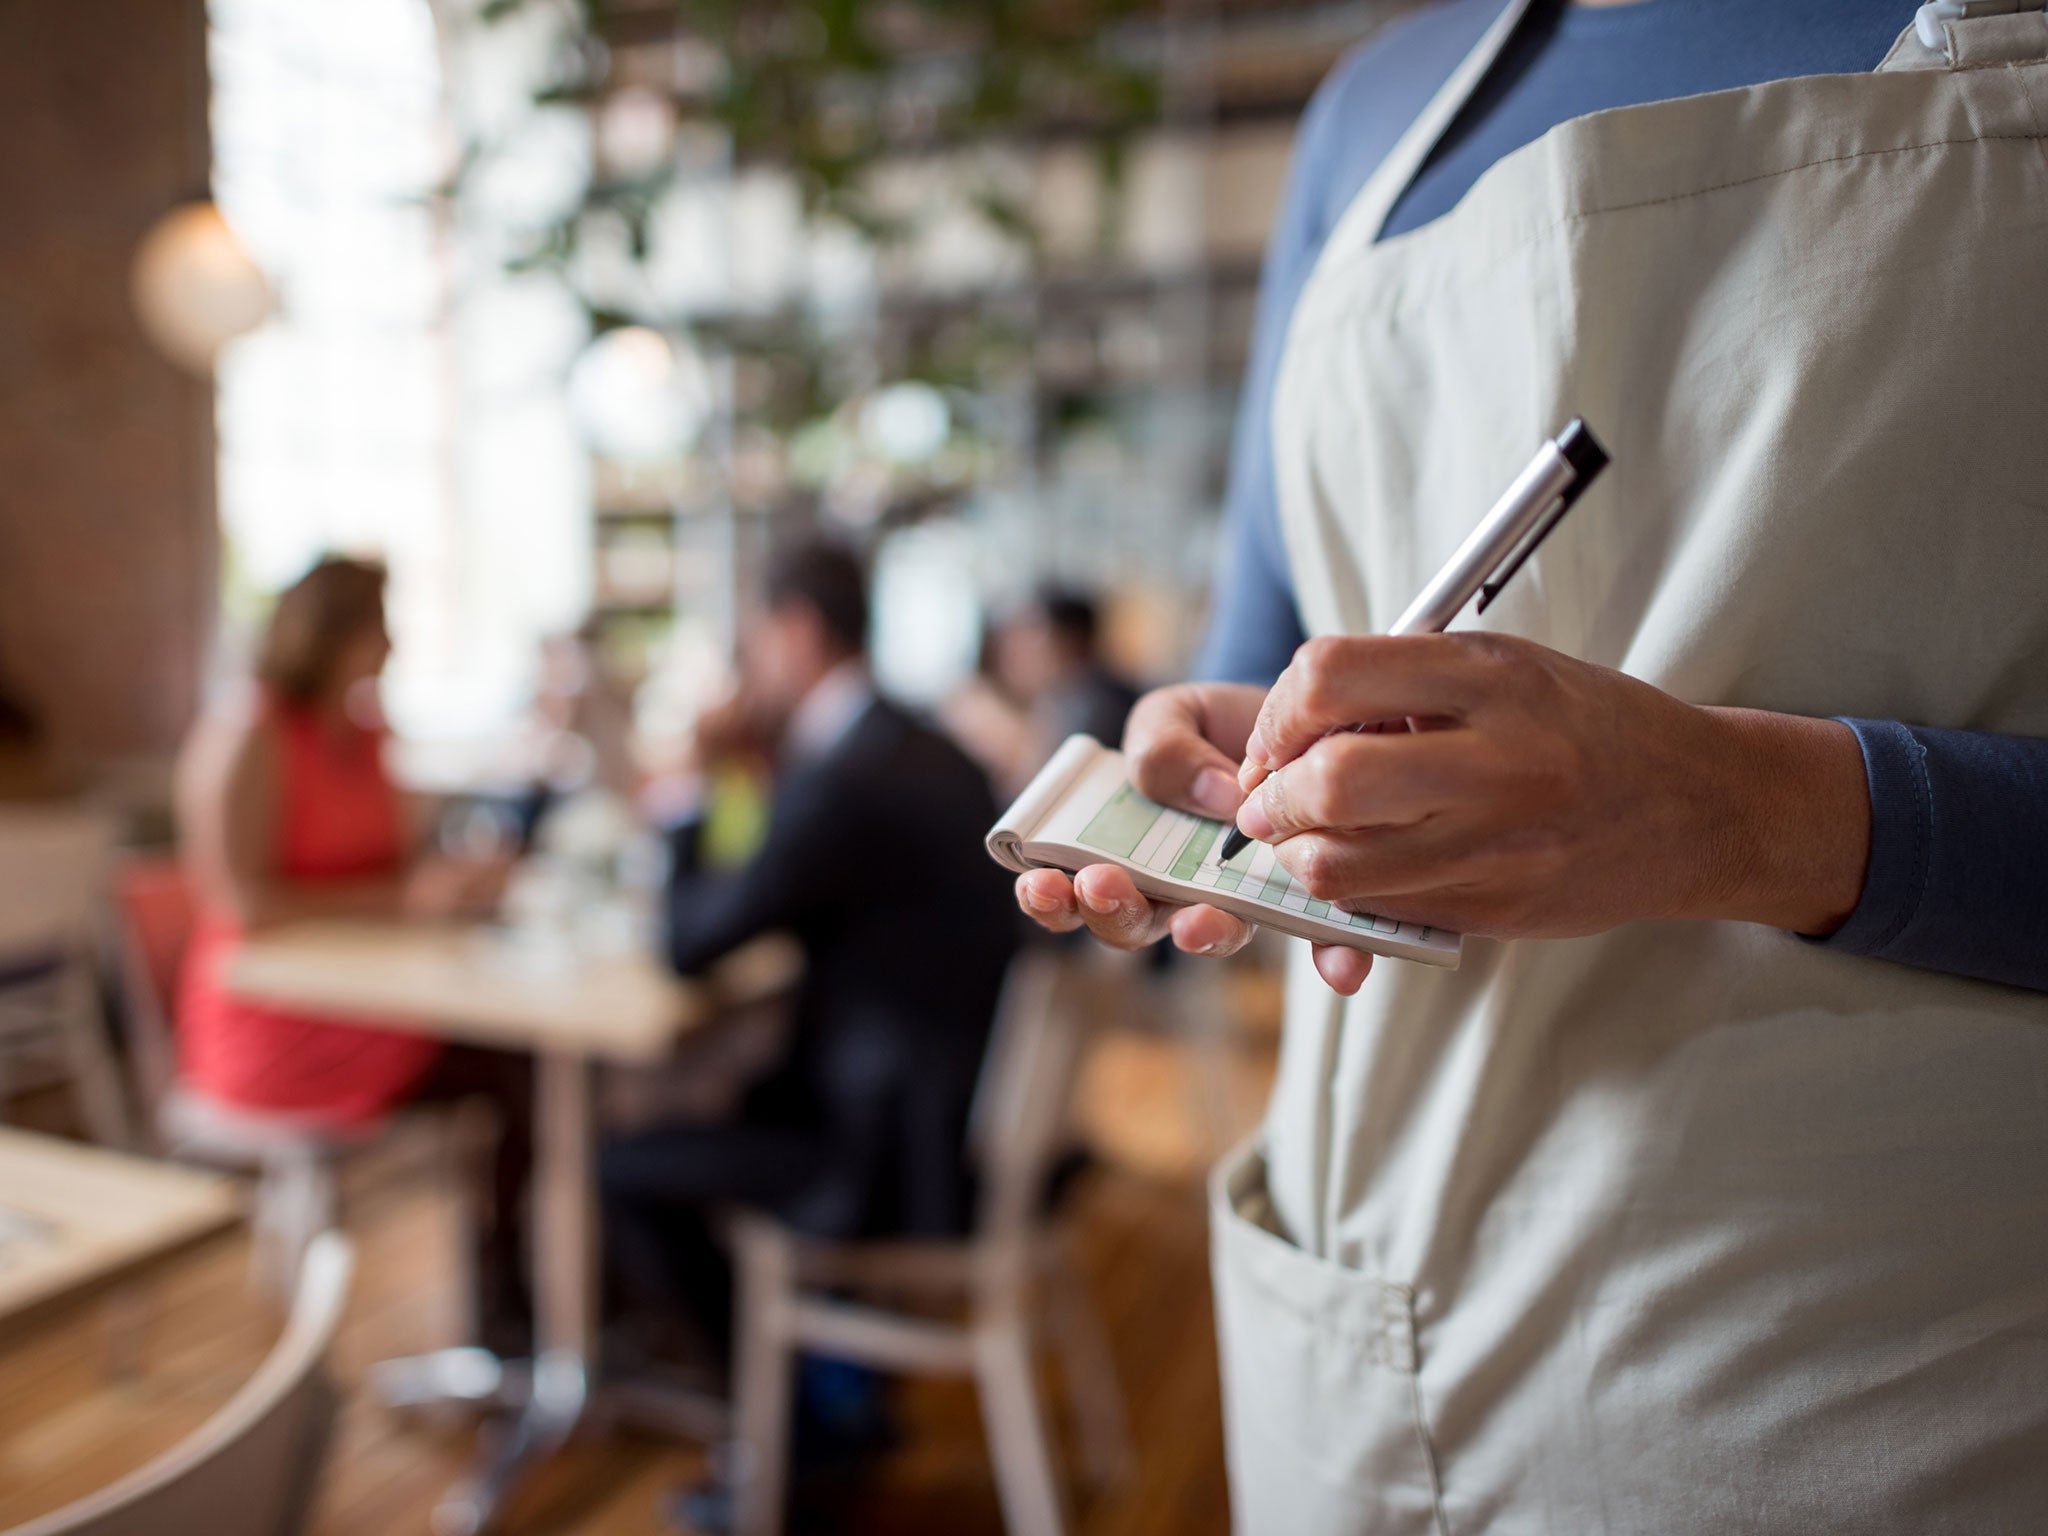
1194;0;2048;991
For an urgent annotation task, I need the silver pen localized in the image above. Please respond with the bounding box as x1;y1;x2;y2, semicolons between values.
1217;419;1610;864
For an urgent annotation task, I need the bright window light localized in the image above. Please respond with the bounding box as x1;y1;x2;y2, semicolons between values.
209;0;591;744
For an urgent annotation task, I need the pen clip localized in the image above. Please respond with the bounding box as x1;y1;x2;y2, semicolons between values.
1474;423;1608;614
1475;492;1573;614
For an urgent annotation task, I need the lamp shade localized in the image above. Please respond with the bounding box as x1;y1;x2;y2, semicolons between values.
859;381;950;465
567;325;710;464
130;202;275;374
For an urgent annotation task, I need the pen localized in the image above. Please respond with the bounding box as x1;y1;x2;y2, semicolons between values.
1216;418;1610;865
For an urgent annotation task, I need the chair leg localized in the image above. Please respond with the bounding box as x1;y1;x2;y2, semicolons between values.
1044;1237;1134;1491
100;1283;154;1382
57;954;136;1151
443;1102;493;1347
251;1148;337;1303
250;1161;288;1300
1170;970;1241;1159
733;1222;797;1536
973;1312;1065;1536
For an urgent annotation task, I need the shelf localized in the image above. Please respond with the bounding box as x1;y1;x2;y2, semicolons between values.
666;256;1264;338
592;1;1404;163
590;594;677;617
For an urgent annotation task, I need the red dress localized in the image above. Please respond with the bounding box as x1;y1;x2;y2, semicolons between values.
178;702;441;1124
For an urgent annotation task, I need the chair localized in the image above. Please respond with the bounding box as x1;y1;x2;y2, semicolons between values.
110;858;457;1301
0;805;133;1148
730;950;1132;1536
0;1233;353;1536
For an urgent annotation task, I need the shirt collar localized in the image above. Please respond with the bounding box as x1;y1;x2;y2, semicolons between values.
785;660;874;760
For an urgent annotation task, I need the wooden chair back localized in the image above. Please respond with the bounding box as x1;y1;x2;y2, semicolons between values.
0;805;115;965
967;948;1088;1245
1;1232;352;1536
105;856;196;1118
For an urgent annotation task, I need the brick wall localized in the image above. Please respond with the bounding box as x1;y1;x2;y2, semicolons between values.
0;0;216;761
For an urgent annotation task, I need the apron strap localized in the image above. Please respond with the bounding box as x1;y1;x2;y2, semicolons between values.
1324;1;2047;246
1886;1;2048;68
1314;0;1538;269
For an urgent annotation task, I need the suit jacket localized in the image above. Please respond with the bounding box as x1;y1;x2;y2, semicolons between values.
1047;664;1142;754
664;696;1020;1237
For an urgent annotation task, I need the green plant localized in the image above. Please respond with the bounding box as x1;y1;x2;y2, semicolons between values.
483;0;1160;299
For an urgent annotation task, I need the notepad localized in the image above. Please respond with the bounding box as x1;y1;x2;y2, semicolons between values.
987;734;1462;967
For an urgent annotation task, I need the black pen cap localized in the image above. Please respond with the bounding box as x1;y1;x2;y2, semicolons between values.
1556;418;1610;486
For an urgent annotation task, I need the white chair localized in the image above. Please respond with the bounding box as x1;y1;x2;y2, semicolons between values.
0;805;133;1148
731;949;1132;1536
0;1232;353;1536
110;858;470;1302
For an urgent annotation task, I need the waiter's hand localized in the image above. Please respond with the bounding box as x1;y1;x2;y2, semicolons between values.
1232;633;1871;947
1012;681;1384;996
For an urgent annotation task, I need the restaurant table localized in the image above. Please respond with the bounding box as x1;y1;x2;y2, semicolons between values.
0;1127;239;1341
225;919;800;1535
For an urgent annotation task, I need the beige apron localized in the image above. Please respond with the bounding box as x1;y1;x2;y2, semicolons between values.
1214;4;2048;1532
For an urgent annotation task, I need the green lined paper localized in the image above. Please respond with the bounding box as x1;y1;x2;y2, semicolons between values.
1170;819;1220;880
1077;783;1166;858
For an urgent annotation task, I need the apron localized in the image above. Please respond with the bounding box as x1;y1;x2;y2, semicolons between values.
1213;5;2048;1532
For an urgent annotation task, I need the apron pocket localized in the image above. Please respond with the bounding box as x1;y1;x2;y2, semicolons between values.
1211;1140;1448;1536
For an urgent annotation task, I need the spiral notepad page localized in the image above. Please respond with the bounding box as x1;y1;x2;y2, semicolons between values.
988;734;1462;967
1049;778;1412;937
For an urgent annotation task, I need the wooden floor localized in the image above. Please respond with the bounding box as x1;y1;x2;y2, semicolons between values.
0;1014;1270;1536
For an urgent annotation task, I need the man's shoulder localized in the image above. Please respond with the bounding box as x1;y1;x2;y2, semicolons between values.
844;697;973;770
824;698;989;805
757;705;990;878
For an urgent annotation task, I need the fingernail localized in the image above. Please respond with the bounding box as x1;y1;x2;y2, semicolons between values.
1019;885;1054;913
1079;884;1119;916
1192;768;1239;819
1237;796;1275;842
1243;727;1268;767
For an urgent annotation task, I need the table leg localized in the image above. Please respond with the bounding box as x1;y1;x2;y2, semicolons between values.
430;1050;594;1536
533;1050;597;1360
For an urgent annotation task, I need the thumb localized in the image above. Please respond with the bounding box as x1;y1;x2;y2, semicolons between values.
1125;703;1246;822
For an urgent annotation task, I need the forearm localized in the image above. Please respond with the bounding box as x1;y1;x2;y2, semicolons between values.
664;793;834;976
1687;708;1871;936
1190;634;2043;990
1686;709;2048;993
230;874;405;930
662;818;748;974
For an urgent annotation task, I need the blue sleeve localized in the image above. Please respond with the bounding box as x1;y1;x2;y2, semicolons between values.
1811;721;2048;992
1187;78;1336;686
1190;1;1505;687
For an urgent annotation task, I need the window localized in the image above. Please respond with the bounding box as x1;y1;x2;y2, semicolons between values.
209;0;590;744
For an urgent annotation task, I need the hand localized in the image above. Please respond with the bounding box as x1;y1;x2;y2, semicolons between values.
1232;634;1871;939
1011;681;1383;995
689;687;768;772
403;854;514;921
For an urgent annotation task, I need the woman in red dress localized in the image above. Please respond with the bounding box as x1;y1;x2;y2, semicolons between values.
176;557;531;1343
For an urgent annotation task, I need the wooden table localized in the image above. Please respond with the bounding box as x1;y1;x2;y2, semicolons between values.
226;920;797;1063
0;1128;239;1340
224;920;799;1535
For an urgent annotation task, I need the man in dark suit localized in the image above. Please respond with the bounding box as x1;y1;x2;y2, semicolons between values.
601;540;1019;1362
1006;585;1143;756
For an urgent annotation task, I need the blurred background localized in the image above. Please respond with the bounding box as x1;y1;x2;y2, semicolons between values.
0;2;1415;1533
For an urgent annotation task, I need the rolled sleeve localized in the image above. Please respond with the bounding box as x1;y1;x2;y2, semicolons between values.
1810;718;2048;992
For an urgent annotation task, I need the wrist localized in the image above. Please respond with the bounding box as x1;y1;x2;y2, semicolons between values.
1691;708;1871;934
